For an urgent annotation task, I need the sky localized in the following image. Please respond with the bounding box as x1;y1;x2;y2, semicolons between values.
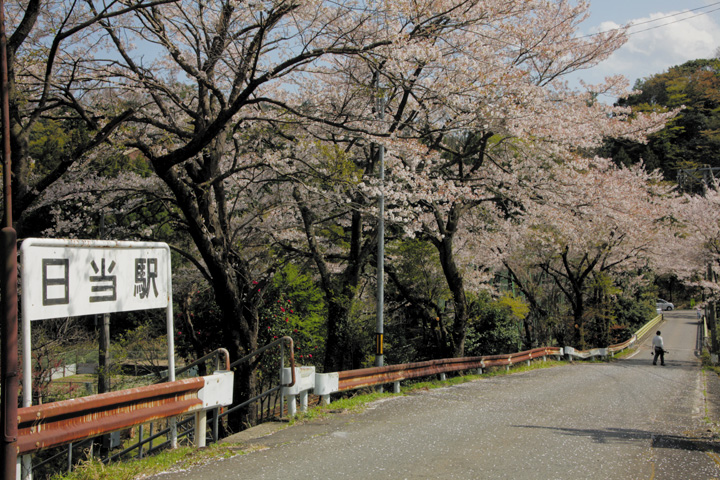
568;0;720;99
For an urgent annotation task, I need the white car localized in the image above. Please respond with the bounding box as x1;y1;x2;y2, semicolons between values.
656;299;674;311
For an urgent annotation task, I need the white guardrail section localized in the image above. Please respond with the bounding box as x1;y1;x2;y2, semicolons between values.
563;314;663;361
282;315;664;414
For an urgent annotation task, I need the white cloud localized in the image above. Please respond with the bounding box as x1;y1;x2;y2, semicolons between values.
589;11;720;85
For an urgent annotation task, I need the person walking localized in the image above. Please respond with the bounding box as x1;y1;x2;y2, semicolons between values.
652;330;665;366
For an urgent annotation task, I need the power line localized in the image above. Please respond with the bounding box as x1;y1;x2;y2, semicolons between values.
626;1;720;28
627;5;720;36
579;2;720;39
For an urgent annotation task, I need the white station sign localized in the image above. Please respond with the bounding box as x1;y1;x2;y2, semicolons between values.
20;238;171;321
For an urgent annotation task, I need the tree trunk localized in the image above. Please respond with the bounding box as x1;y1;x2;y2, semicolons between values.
433;205;468;358
435;242;468;358
295;191;374;373
324;300;349;372
157;161;263;431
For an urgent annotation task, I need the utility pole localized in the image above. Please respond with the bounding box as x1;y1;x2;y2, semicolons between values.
0;0;19;474
709;263;718;354
375;74;384;369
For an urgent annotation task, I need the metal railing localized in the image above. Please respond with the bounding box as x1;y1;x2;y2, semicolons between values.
158;347;231;382
101;347;232;464
219;336;296;423
17;376;209;455
332;315;665;393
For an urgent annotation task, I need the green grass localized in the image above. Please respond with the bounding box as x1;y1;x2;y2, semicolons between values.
51;443;253;480
51;358;565;480
53;374;97;383
609;346;638;360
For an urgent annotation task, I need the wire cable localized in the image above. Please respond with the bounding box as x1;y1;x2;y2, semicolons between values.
626;1;720;28
627;5;720;36
578;2;720;39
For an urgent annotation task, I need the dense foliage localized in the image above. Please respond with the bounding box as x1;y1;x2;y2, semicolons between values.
604;58;720;188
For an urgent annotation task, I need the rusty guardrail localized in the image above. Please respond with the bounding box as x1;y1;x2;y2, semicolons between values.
607;334;637;354
18;377;205;454
337;347;562;392
17;369;235;456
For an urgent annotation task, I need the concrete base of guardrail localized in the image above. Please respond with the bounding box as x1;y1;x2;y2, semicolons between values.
195;370;234;447
282;366;316;415
315;372;339;405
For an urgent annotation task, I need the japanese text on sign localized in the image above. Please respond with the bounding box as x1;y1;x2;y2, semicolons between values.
21;239;170;321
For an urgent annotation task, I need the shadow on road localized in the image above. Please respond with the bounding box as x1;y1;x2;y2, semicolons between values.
512;424;720;453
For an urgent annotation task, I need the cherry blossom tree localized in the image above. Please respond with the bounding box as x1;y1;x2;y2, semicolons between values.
493;157;675;347
664;185;720;351
347;1;675;356
662;187;720;295
60;0;469;414
0;0;181;235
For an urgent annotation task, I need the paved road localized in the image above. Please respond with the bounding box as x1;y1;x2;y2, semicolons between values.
150;310;720;480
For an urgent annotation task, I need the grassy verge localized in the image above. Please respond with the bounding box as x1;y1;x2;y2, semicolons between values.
697;349;720;436
50;442;255;480
52;358;565;480
610;346;638;360
701;350;720;376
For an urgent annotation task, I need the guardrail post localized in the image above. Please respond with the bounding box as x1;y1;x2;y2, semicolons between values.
194;411;207;448
283;366;314;417
440;373;447;381
299;390;308;413
287;395;297;417
169;418;178;449
393;381;400;393
212;408;219;442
